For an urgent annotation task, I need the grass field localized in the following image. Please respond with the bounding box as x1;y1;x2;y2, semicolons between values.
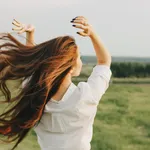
0;80;150;150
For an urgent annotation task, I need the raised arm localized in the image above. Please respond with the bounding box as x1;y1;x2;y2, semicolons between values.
26;29;35;46
89;32;111;67
71;16;112;105
12;19;35;46
12;19;35;86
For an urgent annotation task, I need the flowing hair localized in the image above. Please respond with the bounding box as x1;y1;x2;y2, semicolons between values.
0;32;78;149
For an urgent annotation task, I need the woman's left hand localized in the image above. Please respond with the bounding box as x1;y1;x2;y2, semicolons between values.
12;19;35;34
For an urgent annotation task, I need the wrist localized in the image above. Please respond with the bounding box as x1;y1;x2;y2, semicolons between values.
26;26;35;34
26;30;35;46
89;31;96;39
89;27;96;38
26;30;35;34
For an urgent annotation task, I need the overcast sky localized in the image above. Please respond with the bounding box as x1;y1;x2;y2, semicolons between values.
0;0;150;57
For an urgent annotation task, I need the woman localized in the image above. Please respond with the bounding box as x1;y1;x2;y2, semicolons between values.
0;16;112;150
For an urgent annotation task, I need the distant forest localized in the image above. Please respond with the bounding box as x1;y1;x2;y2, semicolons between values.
81;56;150;64
81;56;150;77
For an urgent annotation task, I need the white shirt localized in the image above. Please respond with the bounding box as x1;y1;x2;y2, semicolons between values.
23;64;112;150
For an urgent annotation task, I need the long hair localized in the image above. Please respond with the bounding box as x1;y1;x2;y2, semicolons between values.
0;32;78;149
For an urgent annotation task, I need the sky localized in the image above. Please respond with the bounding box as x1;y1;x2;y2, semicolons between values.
0;0;150;57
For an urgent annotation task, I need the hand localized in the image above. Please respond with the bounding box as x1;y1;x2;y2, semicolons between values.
12;19;35;34
70;16;95;37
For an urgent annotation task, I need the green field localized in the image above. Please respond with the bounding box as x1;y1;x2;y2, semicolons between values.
0;75;150;149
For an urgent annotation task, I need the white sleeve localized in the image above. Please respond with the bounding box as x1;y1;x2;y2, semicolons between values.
77;64;112;105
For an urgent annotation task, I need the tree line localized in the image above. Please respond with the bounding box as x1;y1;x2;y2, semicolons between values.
110;62;150;77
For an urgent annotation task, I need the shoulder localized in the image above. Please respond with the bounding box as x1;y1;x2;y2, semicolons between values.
75;64;112;105
90;64;112;81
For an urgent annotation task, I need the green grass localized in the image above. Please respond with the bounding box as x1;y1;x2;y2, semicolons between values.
91;84;150;150
0;81;150;150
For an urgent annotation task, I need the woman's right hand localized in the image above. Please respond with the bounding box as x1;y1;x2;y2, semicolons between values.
70;16;95;38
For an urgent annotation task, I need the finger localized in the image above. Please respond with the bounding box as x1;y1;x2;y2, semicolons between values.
72;19;88;26
12;20;21;27
12;25;23;30
72;18;87;23
13;19;22;25
74;16;88;21
77;31;87;37
72;23;87;30
12;21;21;27
18;28;26;34
71;18;88;26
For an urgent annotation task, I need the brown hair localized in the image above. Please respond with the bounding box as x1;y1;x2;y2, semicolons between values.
0;32;78;149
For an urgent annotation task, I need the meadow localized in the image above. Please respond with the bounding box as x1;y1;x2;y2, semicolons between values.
0;63;150;150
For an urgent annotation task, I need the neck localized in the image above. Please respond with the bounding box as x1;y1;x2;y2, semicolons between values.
52;74;72;101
